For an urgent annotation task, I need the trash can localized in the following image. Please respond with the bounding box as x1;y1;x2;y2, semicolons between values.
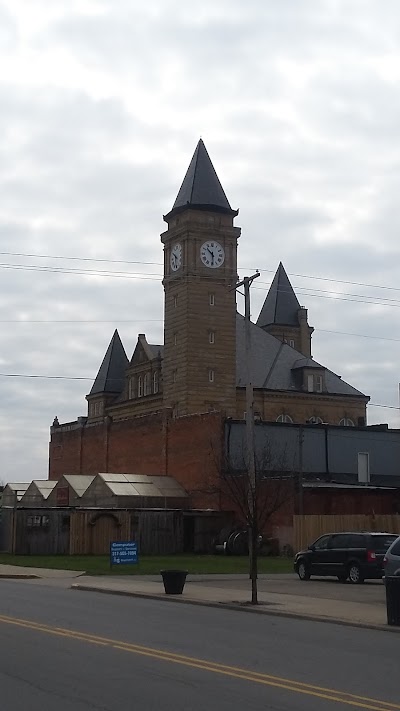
385;576;400;626
160;570;188;595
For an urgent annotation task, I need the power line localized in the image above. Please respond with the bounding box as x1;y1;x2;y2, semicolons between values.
2;250;400;296
0;370;397;410
4;260;400;309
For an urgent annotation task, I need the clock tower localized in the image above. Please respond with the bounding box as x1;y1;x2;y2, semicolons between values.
161;140;241;417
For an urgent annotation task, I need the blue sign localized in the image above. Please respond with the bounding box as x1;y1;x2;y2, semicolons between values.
110;541;138;566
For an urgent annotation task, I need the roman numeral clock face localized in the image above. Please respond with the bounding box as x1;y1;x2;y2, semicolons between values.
200;241;225;268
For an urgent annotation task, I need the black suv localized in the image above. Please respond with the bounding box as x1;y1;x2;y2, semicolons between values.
294;532;398;584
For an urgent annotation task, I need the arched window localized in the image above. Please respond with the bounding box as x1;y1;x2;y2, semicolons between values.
153;371;159;394
276;414;293;424
144;372;150;396
138;376;143;398
339;418;354;427
307;416;324;424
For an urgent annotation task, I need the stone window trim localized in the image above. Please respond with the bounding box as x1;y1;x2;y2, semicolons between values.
90;401;103;417
209;330;215;344
208;368;215;383
339;417;355;427
209;292;215;306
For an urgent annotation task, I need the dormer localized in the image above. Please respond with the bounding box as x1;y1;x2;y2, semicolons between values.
291;358;326;394
126;334;163;401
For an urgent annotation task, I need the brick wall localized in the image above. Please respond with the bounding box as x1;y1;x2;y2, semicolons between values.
49;411;223;510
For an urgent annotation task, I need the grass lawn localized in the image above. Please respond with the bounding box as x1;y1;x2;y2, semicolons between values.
0;553;293;576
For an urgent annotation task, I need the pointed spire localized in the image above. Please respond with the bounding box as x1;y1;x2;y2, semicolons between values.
89;330;129;395
165;139;238;219
257;263;301;328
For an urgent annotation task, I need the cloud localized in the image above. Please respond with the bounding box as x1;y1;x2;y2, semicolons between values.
1;0;400;480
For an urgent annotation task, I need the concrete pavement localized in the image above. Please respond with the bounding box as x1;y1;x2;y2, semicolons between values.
0;564;395;631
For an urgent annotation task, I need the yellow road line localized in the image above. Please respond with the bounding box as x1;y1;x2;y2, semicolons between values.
0;613;397;711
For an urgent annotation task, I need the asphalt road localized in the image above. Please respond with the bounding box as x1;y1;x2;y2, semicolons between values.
0;578;399;711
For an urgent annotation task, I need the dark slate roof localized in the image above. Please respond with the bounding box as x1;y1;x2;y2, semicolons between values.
89;330;129;395
257;262;301;328
236;314;367;397
167;139;237;218
148;344;164;359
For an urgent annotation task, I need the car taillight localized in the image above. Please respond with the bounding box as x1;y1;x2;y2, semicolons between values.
367;550;377;562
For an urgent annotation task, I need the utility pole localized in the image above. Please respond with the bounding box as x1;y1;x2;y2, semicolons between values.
236;271;260;604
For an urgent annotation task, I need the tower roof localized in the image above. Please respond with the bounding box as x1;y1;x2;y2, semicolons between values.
166;139;237;219
89;330;129;396
257;263;301;328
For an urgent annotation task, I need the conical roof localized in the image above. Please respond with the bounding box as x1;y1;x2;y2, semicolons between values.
257;263;301;328
167;139;237;218
89;330;128;395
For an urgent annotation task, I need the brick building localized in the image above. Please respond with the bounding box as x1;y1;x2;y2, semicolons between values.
48;140;375;545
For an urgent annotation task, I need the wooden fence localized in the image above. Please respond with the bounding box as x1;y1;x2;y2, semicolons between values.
293;514;400;552
70;511;130;555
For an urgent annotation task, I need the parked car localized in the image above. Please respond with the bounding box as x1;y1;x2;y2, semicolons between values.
294;532;398;584
383;535;400;578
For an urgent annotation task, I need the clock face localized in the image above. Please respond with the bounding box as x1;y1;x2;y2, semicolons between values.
200;241;225;269
170;243;182;272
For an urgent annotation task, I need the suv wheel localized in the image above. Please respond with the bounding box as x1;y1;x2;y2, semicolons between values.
297;560;310;581
348;563;364;584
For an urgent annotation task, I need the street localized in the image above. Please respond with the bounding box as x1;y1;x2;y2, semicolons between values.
0;577;399;711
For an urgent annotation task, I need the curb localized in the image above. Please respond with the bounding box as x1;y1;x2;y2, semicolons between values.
71;584;399;634
0;574;40;579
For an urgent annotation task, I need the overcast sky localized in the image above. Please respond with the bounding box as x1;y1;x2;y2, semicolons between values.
2;0;400;483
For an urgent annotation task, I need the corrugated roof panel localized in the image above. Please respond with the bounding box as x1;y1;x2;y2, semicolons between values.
131;483;160;497
33;481;57;499
106;482;140;496
63;475;95;495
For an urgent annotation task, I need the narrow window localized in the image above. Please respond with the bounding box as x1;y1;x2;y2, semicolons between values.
209;331;215;344
209;293;215;306
173;295;178;308
307;374;314;392
144;373;150;396
128;377;136;399
153;371;159;394
173;369;177;383
358;452;370;483
315;374;323;393
208;369;214;383
174;332;177;346
289;339;295;348
138;375;143;397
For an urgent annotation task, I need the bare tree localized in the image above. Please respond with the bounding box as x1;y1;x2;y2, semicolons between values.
194;436;294;605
